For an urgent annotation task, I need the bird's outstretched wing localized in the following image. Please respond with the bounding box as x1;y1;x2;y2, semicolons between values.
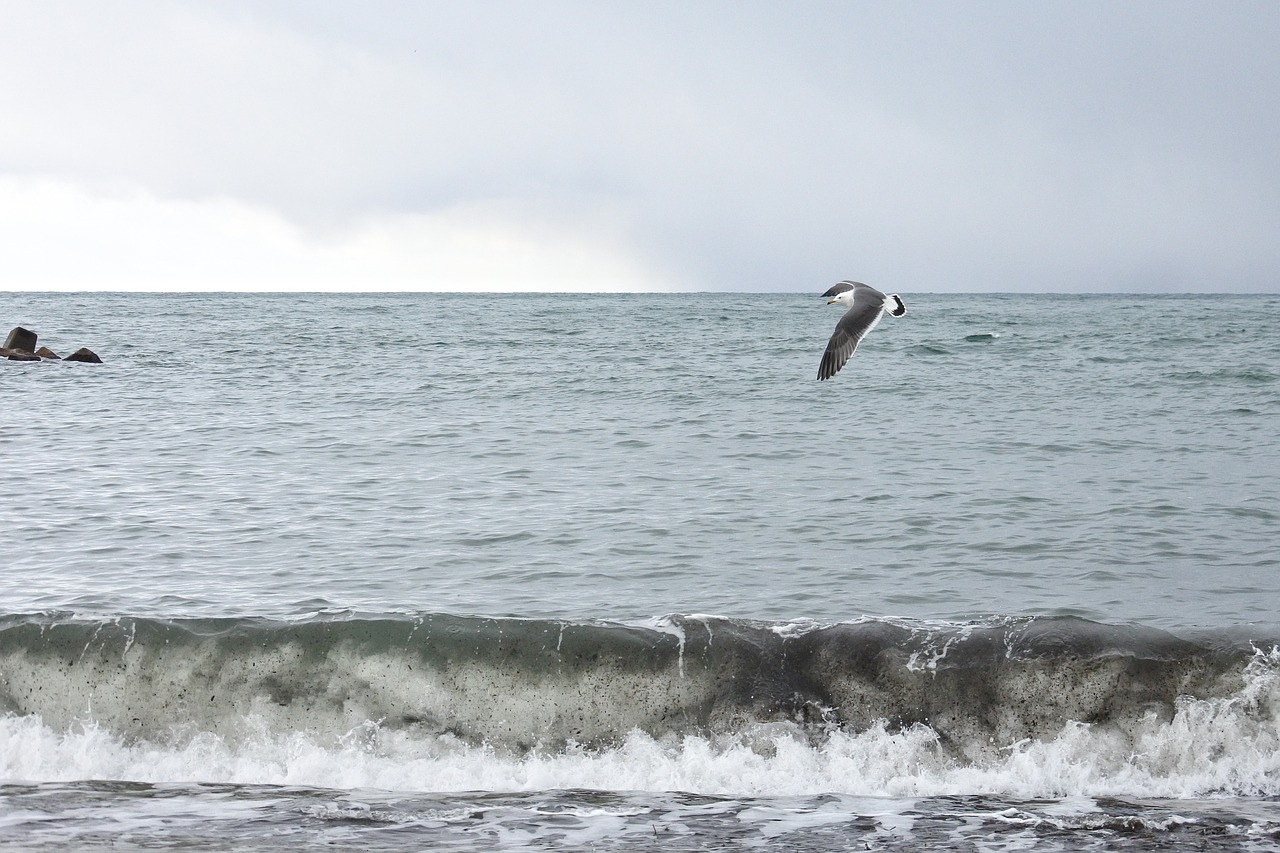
817;287;888;380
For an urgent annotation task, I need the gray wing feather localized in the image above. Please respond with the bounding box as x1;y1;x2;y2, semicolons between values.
821;280;860;298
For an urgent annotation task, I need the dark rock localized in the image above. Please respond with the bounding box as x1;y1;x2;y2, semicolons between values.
64;347;103;364
3;328;102;364
4;326;37;353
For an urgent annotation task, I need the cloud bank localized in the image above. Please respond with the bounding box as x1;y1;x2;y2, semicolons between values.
2;1;1278;292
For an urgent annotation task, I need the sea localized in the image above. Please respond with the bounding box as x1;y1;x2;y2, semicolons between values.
1;290;1279;851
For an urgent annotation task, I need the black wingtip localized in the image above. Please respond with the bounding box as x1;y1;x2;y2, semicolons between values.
889;294;906;317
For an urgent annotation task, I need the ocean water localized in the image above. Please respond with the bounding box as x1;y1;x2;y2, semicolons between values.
1;290;1279;850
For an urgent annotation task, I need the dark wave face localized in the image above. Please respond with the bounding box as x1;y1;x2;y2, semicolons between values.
4;612;1276;784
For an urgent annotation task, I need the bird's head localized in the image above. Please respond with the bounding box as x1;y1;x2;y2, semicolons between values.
827;291;855;308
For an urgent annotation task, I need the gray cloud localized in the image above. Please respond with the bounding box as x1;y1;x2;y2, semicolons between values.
2;1;1277;291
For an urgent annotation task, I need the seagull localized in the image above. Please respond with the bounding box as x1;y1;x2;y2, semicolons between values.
817;281;906;381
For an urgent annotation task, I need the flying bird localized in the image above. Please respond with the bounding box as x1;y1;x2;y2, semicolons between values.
817;281;906;381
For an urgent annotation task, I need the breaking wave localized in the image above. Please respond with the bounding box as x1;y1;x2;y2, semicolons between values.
3;612;1280;798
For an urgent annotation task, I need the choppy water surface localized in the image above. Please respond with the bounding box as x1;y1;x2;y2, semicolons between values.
2;291;1279;850
2;292;1277;626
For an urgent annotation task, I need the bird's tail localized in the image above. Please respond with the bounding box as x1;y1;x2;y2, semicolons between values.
888;295;906;316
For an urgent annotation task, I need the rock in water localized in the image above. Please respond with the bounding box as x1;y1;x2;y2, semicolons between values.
2;327;103;363
65;348;103;364
4;327;37;353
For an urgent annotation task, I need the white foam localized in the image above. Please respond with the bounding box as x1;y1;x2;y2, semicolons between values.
767;618;826;639
0;705;1270;800
648;616;686;678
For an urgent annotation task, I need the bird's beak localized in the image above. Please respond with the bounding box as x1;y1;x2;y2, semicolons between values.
827;299;839;305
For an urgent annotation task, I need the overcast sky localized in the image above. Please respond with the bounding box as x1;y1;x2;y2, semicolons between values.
2;1;1278;292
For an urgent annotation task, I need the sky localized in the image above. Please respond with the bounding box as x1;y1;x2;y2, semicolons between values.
2;1;1278;293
